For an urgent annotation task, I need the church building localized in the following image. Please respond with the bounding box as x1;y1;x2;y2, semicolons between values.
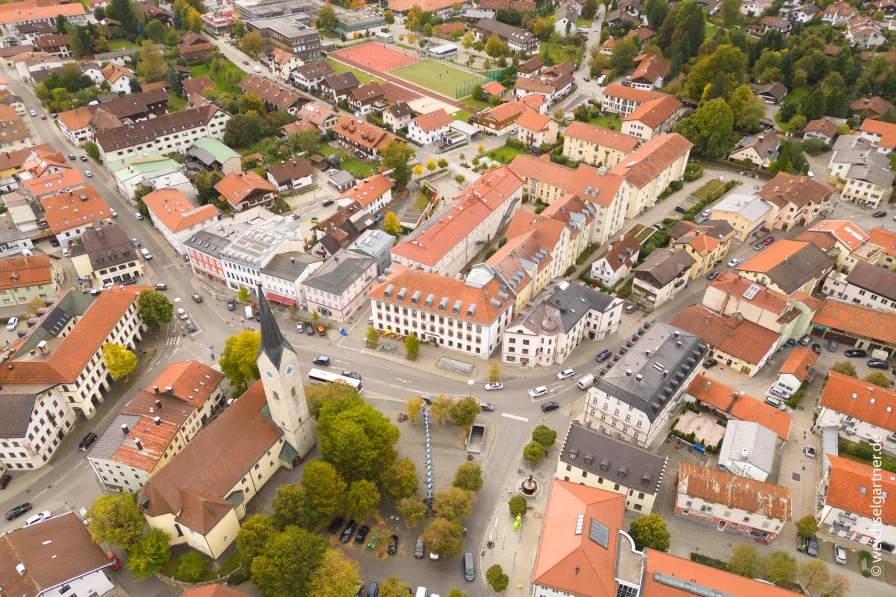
135;287;315;559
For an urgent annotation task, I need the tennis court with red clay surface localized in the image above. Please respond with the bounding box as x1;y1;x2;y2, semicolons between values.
330;43;420;73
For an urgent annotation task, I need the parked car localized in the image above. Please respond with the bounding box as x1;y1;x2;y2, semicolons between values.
727;258;741;267
134;212;144;220
78;432;98;451
485;382;503;391
624;304;638;314
477;400;495;411
84;170;92;177
296;322;304;333
753;237;774;250
227;299;235;311
703;358;718;368
79;155;88;162
355;525;370;544
804;446;816;458
799;335;812;346
328;517;345;534
868;359;889;369
557;368;575;380
805;535;819;557
845;349;867;358
706;271;720;281
68;153;76;161
835;544;847;564
29;110;35;117
6;316;18;331
388;534;399;555
313;356;330;366
811;343;822;354
49;237;60;247
177;307;188;320
0;474;11;490
873;211;888;218
595;349;612;362
340;520;358;543
305;324;315;336
62;247;69;257
185;320;197;333
827;340;838;352
24;511;51;527
5;503;31;521
191;293;203;303
415;534;425;558
541;400;560;412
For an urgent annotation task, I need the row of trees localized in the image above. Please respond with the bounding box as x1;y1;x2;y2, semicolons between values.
831;360;894;388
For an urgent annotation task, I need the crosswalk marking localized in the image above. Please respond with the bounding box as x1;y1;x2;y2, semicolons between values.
209;363;221;371
165;337;180;346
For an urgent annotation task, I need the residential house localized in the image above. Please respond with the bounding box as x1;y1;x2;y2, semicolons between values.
773;347;818;398
260;252;324;307
516;56;543;78
818;367;896;450
817;454;896;547
107;154;188;200
584;321;708;447
621;95;684;140
859;118;896;154
336;174;394;216
795;220;880;275
266;158;313;192
870;226;896;270
502;280;622;367
186;138;242;176
331;115;398;160
675;462;792;542
717;420;778;482
0;227;34;258
475;18;540;53
269;48;302;81
513;74;573;106
384;101;415;131
86;361;226;493
185;230;231;286
729;132;780;167
847;15;886;48
822;1;857;25
56;106;94;146
736;239;835;297
40;186;113;245
851;96;893;119
811;298;896;357
589;234;640;287
601;84;672;117
348;82;385;116
293;60;335;90
142;189;221;255
759;16;793;37
686;374;793;440
347;229;395;274
562;122;640;168
804;119;839;144
70;224;143;286
238;74;304;114
469;100;528;135
292;102;339;132
610;133;693;218
516;109;557;147
784;4;820;22
759;172;836;230
630;55;669;90
0;254;54;305
556;423;668;513
408;109;453;146
301;254;377;322
709;192;775;240
220;221;303;293
0;118;32;152
214;171;277;212
669;219;737;279
481;81;506;99
102;63;136;94
321;72;361;102
671;303;781;375
388;0;472;14
33;33;70;59
553;4;580;34
751;82;789;104
182;76;216;101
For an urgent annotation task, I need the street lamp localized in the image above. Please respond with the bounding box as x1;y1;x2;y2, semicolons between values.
467;379;474;398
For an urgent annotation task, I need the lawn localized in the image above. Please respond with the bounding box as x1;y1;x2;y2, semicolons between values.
485;144;527;164
540;42;584;66
190;60;246;94
160;550;241;583
588;113;623;130
107;38;138;51
326;58;384;85
413;192;431;210
390;60;485;99
783;86;809;103
691;179;726;202
576;18;593;28
167;92;186;113
451;109;472;121
318;143;377;178
705;23;719;40
460;97;490;112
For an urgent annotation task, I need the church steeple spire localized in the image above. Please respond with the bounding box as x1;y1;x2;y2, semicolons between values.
256;284;295;369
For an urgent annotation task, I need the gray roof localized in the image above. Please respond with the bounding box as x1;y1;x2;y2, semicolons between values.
762;241;833;294
592;322;707;420
257;284;296;370
184;230;230;260
712;192;772;223
387;101;414;119
0;226;27;244
261;252;321;281
718;420;777;476
560;423;668;495
514;280;618;335
831;134;877;165
476;18;538;44
302;254;374;295
844;157;895;188
324;72;360;92
751;82;788;101
634;247;695;287
80;224;138;272
0;392;40;439
88;412;141;459
347;229;395;258
329;170;355;186
846;261;896;301
733;132;780;159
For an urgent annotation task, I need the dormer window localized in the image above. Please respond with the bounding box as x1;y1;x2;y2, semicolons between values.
569;447;578;460
583;452;594;466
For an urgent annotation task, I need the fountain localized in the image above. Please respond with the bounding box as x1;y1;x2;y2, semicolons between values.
521;474;538;495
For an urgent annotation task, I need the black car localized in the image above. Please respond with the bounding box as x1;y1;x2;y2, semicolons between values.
595;349;612;362
355;525;370;544
0;474;11;490
191;293;203;303
328;517;345;534
805;535;819;557
868;359;889;370
78;432;98;451
227;299;236;311
342;371;362;380
706;271;720;281
704;359;718;368
305;323;316;336
340;520;358;543
873;211;888;218
5;503;31;520
313;356;330;366
388;534;398;555
49;237;60;247
845;349;868;358
811;343;822;354
541;400;560;413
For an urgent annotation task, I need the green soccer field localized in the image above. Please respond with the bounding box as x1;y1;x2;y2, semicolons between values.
389;60;485;99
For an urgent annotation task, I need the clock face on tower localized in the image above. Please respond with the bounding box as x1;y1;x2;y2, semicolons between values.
285;365;294;376
264;369;274;379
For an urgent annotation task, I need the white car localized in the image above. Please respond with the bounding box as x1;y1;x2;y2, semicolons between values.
528;386;548;398
110;209;117;217
296;322;304;333
484;382;503;391
6;316;18;331
557;368;575;380
84;170;93;177
29;110;36;117
727;258;741;268
24;511;51;527
134;212;144;220
62;247;69;257
177;307;188;320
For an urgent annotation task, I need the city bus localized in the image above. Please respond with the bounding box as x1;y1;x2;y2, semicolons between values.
308;368;364;393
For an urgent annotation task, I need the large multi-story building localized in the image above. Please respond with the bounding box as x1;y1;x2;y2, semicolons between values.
0;254;55;306
185;229;232;286
259;252;323;307
220;219;304;292
474;18;540;53
0;290;145;471
235;0;315;20
609;133;693;218
816;369;896;451
601;84;672;117
736;239;834;297
562;122;640;168
0;3;87;38
142;189;221;256
40;186;113;245
584;322;707;447
758;172;837;230
301;254;377;322
246;15;321;61
70;224;144;286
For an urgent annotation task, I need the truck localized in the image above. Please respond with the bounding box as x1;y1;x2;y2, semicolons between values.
466;422;485;455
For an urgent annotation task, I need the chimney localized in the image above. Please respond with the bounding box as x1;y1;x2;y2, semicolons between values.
153;417;161;426
121;423;129;434
134;438;142;450
155;399;162;410
16;563;25;576
153;385;159;393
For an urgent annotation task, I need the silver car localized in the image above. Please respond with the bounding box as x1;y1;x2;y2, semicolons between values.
835;544;847;564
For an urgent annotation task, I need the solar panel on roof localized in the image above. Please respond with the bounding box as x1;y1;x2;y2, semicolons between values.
589;519;609;548
743;284;761;300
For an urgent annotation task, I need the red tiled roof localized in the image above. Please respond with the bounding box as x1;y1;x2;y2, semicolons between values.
0;254;51;290
686;374;792;440
738;239;810;273
819;370;896;433
516;109;551;133
332;115;397;152
214;171;276;207
149;360;225;409
623;95;682;128
143;189;219;233
412;109;452;133
56;106;92;131
564;121;640;151
183;586;253;597
40;186;111;233
482;81;505;95
337;174;394;209
759;172;836;209
807;220;869;251
670;304;779;366
825;455;896;526
805;118;838;138
608;133;693;188
508;154;625;208
777;347;818;381
678;462;792;520
632;54;669;85
812;298;896;345
869;226;896;257
23;169;85;198
602;83;669;104
860;118;896;149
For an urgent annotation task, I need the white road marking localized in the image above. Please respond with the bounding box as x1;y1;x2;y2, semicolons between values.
33;489;48;498
164;264;178;269
501;413;529;422
57;474;67;482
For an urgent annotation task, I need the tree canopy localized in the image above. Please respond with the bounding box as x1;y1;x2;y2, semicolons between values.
317;394;400;482
127;528;170;580
102;343;137;379
219;330;261;388
137;290;173;327
250;526;328;597
87;493;145;548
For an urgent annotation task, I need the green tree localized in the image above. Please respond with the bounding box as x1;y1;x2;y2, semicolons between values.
272;484;319;530
728;85;764;133
611;38;638;73
508;495;527;517
308;549;361;597
345;480;381;520
185;7;203;31
85;141;100;161
423;517;464;558
582;0;599;19
685;44;747;101
384;10;395;25
447;590;468;597
864;371;893;388
238;286;251;303
423;23;433;38
366;325;380;346
381;140;415;186
523;441;543;462
673;98;734;158
137;290;173;327
450;396;481;432
628;513;671;552
232;19;247;38
25;296;45;316
306;382;361;420
795;514;818;539
406;396;423;423
434;487;475;521
764;550;797;586
379;577;410;597
383;212;402;235
531;425;557;447
219;330;261;388
645;0;669;29
574;104;591;122
138;40;167;82
485;34;508;58
462;32;474;50
431;394;454;425
302;461;347;517
382;457;419;499
799;560;830;593
789;114;807;131
589;51;610;77
721;0;741;26
176;551;209;582
396;497;427;525
194;170;213;204
488;360;500;382
241;31;266;59
142;19;167;43
728;544;764;578
486;564;509;592
453;462;483;492
251;526;328;597
316;396;400;482
289;128;319;155
236;515;277;571
86;493;145;549
127;528;170;580
239;92;266;115
111;0;137;32
317;4;337;31
102;342;137;379
405;333;420;358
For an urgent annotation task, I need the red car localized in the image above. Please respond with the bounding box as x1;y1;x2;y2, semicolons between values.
106;551;122;570
753;236;775;250
40;114;46;120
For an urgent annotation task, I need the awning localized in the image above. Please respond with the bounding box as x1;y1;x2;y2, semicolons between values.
265;292;296;306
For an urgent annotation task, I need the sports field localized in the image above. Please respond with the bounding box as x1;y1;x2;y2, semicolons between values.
389;60;485;99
